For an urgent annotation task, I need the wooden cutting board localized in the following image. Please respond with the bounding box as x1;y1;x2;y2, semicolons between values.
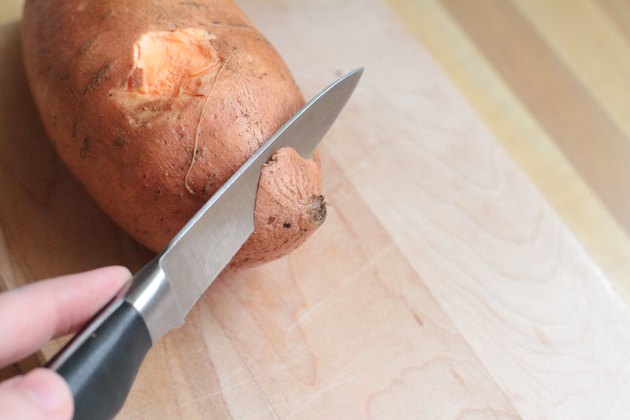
2;0;630;418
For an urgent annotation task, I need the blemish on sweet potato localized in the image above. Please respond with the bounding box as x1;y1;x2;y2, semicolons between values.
80;137;91;159
84;62;113;93
307;195;327;225
72;118;78;139
78;36;97;55
180;2;208;8
113;137;125;148
202;173;218;197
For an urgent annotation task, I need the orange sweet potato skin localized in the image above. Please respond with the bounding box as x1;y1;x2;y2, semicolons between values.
21;0;326;269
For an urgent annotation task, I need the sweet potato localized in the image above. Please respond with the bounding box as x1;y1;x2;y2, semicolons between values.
21;0;326;269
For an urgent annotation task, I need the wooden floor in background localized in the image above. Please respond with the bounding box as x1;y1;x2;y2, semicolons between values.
388;0;630;302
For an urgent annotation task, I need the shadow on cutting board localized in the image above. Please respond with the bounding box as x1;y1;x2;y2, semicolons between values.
0;21;154;377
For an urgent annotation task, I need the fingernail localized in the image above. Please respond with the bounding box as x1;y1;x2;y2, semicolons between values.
18;369;69;413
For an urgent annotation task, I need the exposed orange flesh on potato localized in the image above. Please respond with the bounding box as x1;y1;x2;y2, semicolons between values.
21;0;326;270
128;28;220;96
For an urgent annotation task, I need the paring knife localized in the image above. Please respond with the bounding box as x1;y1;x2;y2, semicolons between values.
47;68;363;420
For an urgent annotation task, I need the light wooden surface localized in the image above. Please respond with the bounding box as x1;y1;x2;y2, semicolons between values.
2;1;630;419
388;0;630;301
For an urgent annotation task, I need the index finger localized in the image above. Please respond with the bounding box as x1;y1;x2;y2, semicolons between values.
0;266;131;367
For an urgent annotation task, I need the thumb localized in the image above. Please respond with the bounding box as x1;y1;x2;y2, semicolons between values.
0;368;73;420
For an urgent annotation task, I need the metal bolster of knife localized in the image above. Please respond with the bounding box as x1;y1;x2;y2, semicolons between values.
122;255;185;343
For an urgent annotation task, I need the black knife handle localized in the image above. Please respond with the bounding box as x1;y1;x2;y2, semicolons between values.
47;298;152;420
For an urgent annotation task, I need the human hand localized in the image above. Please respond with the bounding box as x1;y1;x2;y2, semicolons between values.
0;266;131;420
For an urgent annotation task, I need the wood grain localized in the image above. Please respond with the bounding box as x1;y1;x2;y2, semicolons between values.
440;0;630;245
599;0;630;41
1;1;630;419
253;1;630;417
387;0;630;302
512;0;630;141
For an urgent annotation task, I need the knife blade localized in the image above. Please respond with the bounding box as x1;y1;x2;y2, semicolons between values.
47;68;363;420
